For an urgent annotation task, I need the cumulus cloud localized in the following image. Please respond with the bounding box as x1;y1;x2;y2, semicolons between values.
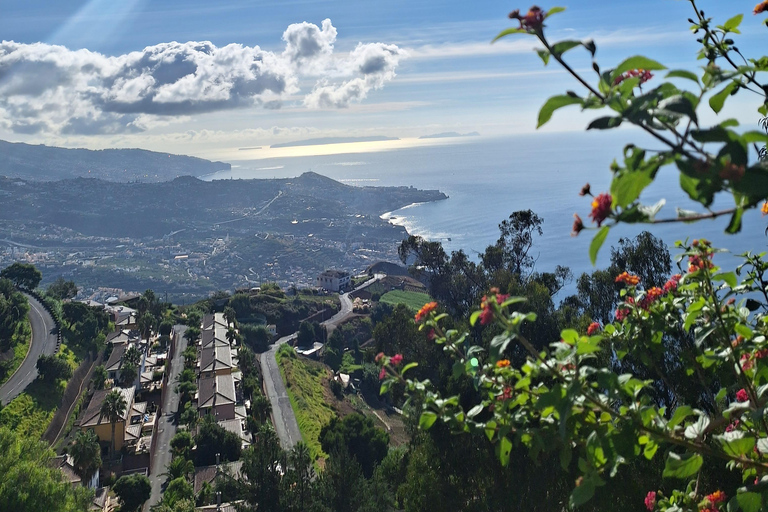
0;19;404;135
303;43;406;108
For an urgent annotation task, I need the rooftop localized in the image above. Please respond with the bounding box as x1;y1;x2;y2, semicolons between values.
80;387;135;428
198;374;236;409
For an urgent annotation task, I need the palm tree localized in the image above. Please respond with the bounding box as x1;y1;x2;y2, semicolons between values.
164;456;194;481
119;362;138;387
100;389;127;459
124;345;142;367
223;306;236;328
93;365;108;390
226;327;237;346
138;312;154;345
70;428;102;484
252;394;272;424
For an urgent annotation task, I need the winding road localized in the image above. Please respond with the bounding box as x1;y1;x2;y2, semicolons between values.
260;274;382;450
0;292;59;406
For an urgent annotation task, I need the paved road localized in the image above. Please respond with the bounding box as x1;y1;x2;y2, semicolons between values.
146;325;187;510
260;274;383;450
0;292;58;406
261;333;302;450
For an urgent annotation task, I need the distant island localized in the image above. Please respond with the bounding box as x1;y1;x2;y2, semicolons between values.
270;136;400;148
238;147;262;151
0;139;230;183
419;131;480;139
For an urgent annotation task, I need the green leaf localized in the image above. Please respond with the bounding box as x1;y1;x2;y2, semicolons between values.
485;420;497;442
587;116;623;130
560;329;580;344
662;452;703;479
610;55;667;83
577;338;601;354
611;170;655;209
536;49;550;65
713;271;738;288
666;69;700;84
569;480;596;508
492;27;528;43
709;81;738;114
401;362;418;375
537;95;583;128
466;404;483;418
741;130;768;144
668;406;693;428
419;411;437;430
723;14;744;32
735;492;762;512
545;6;566;17
716;431;755;457
589;226;609;265
551;40;582;58
658;94;698;125
498;435;512;466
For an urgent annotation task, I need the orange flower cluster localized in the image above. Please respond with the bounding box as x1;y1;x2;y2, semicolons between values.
762;201;768;215
688;254;713;273
571;214;584;236
589;193;613;227
615;272;640;286
640;287;664;310
509;6;546;30
663;274;682;293
755;0;768;14
496;359;511;368
479;289;511;326
586;322;600;336
415;301;438;323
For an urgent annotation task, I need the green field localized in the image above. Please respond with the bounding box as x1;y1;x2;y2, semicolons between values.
379;290;433;311
276;345;335;461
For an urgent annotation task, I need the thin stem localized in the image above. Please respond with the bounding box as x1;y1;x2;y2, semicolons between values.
649;208;736;224
537;35;702;162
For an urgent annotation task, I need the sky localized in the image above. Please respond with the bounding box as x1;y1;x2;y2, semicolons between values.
0;0;766;159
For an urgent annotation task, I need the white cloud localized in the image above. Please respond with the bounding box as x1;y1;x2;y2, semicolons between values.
304;43;406;108
0;19;404;136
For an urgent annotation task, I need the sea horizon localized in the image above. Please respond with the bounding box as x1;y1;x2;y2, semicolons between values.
202;131;767;294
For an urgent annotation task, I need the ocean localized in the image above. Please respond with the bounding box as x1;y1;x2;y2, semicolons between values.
202;131;766;288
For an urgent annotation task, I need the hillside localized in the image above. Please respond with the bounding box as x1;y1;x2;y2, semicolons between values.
0;140;230;182
0;172;446;299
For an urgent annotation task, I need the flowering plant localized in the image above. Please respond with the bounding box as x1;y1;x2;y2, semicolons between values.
383;242;768;510
496;2;768;263
377;3;768;510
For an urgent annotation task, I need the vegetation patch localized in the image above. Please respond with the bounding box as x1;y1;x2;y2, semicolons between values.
0;343;79;439
0;317;31;387
379;290;432;311
276;344;335;460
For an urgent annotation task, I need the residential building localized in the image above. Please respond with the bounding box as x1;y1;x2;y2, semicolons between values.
197;374;237;420
316;269;350;292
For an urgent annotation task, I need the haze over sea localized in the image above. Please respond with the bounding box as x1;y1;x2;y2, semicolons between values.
203;131;766;287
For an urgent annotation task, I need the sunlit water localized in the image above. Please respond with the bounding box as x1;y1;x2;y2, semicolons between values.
202;132;766;290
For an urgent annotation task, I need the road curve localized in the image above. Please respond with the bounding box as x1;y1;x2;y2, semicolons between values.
0;292;59;406
260;274;383;450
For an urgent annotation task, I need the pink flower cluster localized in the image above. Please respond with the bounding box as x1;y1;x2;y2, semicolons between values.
644;491;656;511
614;69;654;85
